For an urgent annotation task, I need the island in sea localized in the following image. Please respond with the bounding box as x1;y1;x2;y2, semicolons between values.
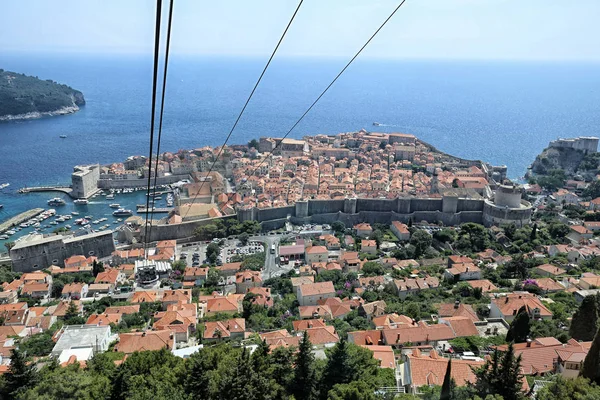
0;69;85;121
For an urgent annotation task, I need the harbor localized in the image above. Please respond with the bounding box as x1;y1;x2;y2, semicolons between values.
0;208;45;235
0;187;173;247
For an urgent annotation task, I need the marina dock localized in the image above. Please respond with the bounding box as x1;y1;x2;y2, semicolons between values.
18;186;73;197
0;208;45;234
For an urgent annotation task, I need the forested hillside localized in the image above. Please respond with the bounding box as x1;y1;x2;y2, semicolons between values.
0;69;85;118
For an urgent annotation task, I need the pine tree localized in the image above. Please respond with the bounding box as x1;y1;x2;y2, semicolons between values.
506;306;530;343
472;343;524;400
186;350;211;400
251;339;271;370
440;358;452;400
581;326;600;383
2;347;38;398
64;301;80;322
219;347;257;400
320;339;352;399
570;295;599;341
291;331;316;400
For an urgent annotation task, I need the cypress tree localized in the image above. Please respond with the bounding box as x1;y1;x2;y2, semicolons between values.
506;306;530;343
440;357;452;400
581;326;600;383
530;223;538;241
291;330;316;400
570;295;599;341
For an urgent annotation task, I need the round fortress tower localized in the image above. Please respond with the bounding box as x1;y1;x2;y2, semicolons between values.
494;184;522;208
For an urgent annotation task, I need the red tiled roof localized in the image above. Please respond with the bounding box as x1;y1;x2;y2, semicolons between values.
114;330;173;354
407;352;483;388
442;316;479;337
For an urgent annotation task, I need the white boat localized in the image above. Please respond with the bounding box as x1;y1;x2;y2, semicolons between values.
74;199;88;205
106;194;115;200
109;203;120;208
6;230;15;235
113;208;132;217
0;183;9;189
64;215;72;220
71;211;79;215
84;215;93;219
50;221;58;225
34;223;40;228
48;198;66;206
0;235;8;240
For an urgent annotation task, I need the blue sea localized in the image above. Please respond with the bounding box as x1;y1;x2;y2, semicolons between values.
1;53;600;245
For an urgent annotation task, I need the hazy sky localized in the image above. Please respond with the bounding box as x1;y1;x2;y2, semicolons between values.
1;0;599;60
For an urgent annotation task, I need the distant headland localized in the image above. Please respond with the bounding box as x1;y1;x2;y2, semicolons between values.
0;69;85;121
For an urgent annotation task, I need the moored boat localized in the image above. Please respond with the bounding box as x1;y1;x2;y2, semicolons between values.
113;208;133;217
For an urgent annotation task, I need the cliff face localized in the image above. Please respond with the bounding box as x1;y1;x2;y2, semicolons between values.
531;147;586;175
0;69;85;120
530;145;600;180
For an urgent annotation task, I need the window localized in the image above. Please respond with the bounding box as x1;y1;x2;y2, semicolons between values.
89;251;95;256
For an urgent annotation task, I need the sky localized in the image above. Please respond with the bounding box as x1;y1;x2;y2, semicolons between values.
1;0;599;61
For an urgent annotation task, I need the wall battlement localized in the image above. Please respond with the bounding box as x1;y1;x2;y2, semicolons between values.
549;137;599;154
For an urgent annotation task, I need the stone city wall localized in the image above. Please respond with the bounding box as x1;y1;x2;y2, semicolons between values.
11;231;115;273
141;215;237;243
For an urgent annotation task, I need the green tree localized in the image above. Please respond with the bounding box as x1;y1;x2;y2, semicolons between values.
171;260;186;273
328;381;377;400
64;301;83;324
19;364;110;400
205;267;220;287
537;376;600;400
584;180;600;199
19;333;55;357
218;347;272;400
332;221;346;234
320;340;352;399
4;241;15;252
581;325;600;383
291;330;316;400
506;306;530;343
440;358;453;400
530;223;537;241
471;343;524;400
238;232;249;246
434;228;456;243
248;139;259;149
206;242;221;264
92;260;104;277
570;295;599;341
410;230;432;258
1;347;38;398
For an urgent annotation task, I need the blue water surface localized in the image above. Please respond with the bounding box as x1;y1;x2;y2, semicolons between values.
1;53;600;243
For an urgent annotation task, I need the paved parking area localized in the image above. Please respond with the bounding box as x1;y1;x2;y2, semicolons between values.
222;240;264;263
